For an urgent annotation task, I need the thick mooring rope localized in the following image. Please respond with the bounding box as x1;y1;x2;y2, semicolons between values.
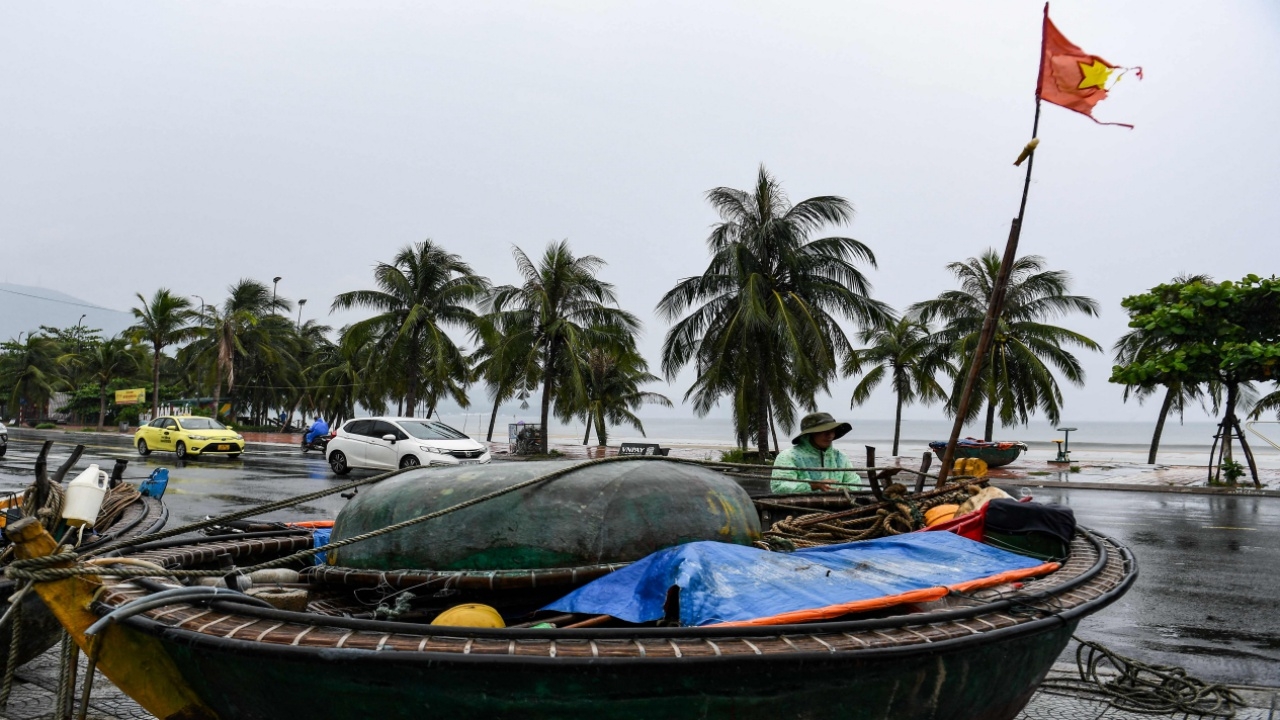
1038;636;1246;717
757;481;980;550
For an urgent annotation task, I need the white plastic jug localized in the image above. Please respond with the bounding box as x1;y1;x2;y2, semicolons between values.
63;464;108;528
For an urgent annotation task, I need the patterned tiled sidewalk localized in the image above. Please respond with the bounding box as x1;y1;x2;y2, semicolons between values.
1;648;1275;720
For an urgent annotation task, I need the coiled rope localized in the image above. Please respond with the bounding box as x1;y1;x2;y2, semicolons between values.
1039;636;1246;717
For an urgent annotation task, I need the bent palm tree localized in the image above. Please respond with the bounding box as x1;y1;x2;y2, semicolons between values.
191;279;291;421
63;336;142;431
332;240;489;416
471;314;540;442
658;166;890;457
489;241;640;453
560;342;673;447
912;250;1101;441
128;289;196;418
0;334;61;425
846;317;949;456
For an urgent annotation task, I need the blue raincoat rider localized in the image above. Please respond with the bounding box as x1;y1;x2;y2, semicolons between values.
305;417;330;445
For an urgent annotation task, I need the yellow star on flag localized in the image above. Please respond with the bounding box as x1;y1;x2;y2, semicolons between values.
1077;60;1112;90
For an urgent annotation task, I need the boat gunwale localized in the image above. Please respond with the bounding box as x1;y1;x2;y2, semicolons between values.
99;528;1135;658
129;572;1126;667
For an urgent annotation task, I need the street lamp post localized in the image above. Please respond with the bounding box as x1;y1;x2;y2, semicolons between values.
273;277;282;312
297;299;307;328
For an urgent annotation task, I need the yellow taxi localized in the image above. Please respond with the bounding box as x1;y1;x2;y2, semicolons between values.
134;415;245;460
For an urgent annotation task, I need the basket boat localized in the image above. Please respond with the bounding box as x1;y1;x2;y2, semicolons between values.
9;517;1135;720
929;440;1030;468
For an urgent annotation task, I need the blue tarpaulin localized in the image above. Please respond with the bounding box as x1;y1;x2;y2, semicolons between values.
543;531;1053;627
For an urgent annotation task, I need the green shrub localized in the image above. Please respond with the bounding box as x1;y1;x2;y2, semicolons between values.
1220;459;1245;484
1069;465;1081;474
35;422;57;430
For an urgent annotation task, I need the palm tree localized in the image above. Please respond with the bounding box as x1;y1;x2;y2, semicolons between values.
846;316;950;456
189;279;291;421
63;336;142;431
559;342;673;447
0;333;60;425
1112;274;1214;463
128;289;196;418
333;241;489;417
470;314;540;442
489;241;640;452
912;250;1101;441
657;166;890;457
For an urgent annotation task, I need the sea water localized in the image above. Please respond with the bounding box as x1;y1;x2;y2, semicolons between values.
438;413;1280;469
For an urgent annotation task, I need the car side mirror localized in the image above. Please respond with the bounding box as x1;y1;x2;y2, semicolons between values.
382;434;397;442
226;425;234;430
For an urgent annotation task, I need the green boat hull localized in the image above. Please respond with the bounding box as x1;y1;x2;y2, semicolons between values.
154;620;1076;720
931;446;1025;468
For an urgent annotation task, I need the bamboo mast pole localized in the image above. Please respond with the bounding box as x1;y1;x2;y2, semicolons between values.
936;5;1048;487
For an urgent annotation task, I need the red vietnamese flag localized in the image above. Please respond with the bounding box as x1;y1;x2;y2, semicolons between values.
1037;4;1139;128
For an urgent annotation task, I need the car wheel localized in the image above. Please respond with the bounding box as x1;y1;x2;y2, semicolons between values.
399;455;421;469
228;453;241;459
0;446;7;458
329;450;350;475
175;441;187;459
137;439;151;456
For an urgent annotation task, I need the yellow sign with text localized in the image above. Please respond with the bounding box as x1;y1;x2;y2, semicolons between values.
114;388;147;405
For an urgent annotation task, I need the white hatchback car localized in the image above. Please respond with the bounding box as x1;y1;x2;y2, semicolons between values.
326;417;490;475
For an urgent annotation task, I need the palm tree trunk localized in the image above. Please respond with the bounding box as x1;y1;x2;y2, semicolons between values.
98;390;107;432
756;381;770;460
212;375;223;422
983;401;996;442
596;413;608;448
152;346;162;418
768;409;779;454
1148;386;1175;464
583;420;591;445
893;393;903;456
486;395;500;442
540;344;556;453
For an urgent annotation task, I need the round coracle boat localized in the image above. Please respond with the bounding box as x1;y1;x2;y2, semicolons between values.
5;457;1136;720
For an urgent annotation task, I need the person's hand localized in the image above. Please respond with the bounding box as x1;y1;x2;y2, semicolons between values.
808;481;834;492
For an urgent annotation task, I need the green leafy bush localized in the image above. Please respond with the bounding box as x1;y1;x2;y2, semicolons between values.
35;422;57;430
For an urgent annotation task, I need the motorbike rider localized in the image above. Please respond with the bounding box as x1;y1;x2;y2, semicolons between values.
304;417;330;446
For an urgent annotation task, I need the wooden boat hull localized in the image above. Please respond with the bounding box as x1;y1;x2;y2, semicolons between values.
0;495;167;674
151;617;1074;720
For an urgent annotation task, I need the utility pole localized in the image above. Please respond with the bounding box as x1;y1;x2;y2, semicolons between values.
297;299;307;328
272;277;282;312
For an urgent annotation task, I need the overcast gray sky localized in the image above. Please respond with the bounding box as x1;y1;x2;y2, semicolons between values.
2;1;1277;427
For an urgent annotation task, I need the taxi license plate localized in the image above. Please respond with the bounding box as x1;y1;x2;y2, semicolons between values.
458;460;479;465
217;444;230;451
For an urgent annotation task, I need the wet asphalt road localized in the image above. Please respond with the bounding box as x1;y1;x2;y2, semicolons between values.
1;435;1277;688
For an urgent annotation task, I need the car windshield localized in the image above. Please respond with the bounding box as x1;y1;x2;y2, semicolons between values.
398;421;470;441
179;418;228;431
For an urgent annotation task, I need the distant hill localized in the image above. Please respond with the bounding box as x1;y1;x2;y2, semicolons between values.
0;283;135;342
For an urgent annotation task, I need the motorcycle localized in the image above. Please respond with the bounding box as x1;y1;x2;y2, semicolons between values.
301;433;331;454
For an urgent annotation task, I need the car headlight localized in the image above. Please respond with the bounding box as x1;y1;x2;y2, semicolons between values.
234;435;244;441
418;445;447;455
189;434;209;441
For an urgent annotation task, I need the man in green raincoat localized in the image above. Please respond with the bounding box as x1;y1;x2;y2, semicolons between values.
770;412;863;494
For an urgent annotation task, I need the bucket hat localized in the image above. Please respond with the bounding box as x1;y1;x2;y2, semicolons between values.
791;412;852;445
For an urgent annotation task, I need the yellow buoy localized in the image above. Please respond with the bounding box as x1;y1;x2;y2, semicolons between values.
924;504;960;527
431;603;506;628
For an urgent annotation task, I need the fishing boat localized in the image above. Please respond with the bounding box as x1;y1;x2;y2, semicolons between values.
7;458;1134;720
930;439;1029;468
0;441;168;675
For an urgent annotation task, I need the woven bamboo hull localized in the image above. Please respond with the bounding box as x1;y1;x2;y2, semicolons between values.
158;621;1076;720
0;495;167;675
931;445;1025;468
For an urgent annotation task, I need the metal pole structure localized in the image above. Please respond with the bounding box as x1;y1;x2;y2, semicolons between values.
297;299;307;329
937;7;1049;487
272;276;282;313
